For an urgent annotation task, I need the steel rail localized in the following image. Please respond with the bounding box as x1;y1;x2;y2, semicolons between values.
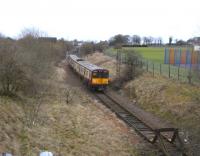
94;92;187;156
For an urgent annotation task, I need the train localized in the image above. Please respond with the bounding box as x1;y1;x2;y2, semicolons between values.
68;55;109;90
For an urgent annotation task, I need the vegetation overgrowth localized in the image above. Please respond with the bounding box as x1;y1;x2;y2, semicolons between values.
0;29;139;155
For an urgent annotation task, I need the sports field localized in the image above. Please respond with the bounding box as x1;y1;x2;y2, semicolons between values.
127;47;165;63
105;47;165;63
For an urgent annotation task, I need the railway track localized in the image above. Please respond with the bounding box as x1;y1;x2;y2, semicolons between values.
95;91;187;156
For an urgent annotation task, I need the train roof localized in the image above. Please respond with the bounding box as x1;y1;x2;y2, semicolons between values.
69;54;105;71
69;55;84;61
78;60;104;71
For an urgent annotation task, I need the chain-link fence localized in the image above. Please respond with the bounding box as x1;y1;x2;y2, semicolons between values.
141;60;200;83
105;49;200;84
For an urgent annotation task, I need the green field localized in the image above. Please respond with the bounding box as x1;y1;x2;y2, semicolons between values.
105;47;165;63
129;47;164;63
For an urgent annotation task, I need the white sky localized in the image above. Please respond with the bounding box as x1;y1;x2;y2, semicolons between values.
0;0;200;42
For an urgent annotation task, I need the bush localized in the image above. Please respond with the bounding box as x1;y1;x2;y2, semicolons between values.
64;87;76;104
80;42;95;56
124;50;144;80
0;39;27;95
0;28;69;96
111;50;143;90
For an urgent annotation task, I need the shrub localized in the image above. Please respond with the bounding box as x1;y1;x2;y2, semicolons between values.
0;40;27;95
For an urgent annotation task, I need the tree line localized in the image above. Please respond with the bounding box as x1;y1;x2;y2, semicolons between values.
108;34;200;47
109;34;163;47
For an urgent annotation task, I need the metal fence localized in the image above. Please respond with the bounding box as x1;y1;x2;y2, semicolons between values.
105;49;200;84
141;60;199;83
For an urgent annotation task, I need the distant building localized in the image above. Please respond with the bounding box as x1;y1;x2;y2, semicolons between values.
72;40;83;47
187;37;200;51
38;37;57;43
194;45;200;51
187;37;200;46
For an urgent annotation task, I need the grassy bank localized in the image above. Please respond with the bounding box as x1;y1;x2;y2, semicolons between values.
0;63;140;155
88;52;200;154
124;73;200;153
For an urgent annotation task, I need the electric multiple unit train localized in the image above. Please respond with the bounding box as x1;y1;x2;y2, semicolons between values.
68;55;109;90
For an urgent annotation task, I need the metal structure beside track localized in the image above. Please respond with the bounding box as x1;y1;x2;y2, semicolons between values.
95;92;187;156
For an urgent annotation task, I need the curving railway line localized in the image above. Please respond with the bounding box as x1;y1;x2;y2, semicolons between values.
66;54;187;155
94;91;187;156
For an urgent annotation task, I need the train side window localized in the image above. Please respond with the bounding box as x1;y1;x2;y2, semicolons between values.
89;72;91;78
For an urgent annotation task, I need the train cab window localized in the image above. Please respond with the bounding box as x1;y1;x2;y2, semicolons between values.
92;70;109;78
92;71;99;78
102;70;109;78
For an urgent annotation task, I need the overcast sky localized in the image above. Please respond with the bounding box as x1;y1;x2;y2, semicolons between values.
0;0;200;42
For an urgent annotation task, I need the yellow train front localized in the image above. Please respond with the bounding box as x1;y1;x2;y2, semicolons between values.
90;69;109;90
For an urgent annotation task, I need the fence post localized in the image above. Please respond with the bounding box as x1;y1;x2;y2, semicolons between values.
160;64;162;75
153;63;154;77
187;65;192;84
168;64;171;78
140;60;143;68
147;60;148;72
178;64;180;80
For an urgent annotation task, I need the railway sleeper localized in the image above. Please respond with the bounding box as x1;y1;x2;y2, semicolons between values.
124;116;139;120
124;120;145;128
123;116;142;122
95;93;187;155
137;128;153;131
119;113;133;118
117;115;185;154
135;126;149;130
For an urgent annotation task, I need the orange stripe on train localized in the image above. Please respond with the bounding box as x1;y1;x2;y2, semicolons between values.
92;78;109;85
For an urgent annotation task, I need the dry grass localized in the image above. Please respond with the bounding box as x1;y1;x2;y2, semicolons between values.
86;52;200;152
0;62;140;156
0;97;24;154
125;73;200;119
86;52;127;81
124;73;200;149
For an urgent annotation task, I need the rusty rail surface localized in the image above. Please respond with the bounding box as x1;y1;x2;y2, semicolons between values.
95;92;187;156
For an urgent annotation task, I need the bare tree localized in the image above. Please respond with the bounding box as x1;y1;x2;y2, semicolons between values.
0;28;67;96
124;51;143;80
64;87;76;104
132;35;141;45
19;27;47;39
143;37;148;45
148;36;154;45
94;41;109;52
0;39;27;95
158;37;163;46
22;93;46;127
109;34;130;46
112;50;143;89
80;42;95;56
169;36;173;45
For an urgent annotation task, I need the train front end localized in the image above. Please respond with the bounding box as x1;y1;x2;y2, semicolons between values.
91;69;109;90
